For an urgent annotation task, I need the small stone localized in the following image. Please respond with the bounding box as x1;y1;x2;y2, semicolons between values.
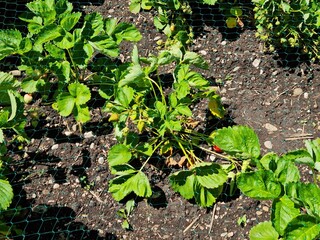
199;50;207;56
90;143;95;149
31;193;37;198
256;211;263;216
303;92;309;99
227;232;234;237
108;9;114;14
264;141;273;149
272;70;278;76
154;36;161;41
98;157;105;164
64;131;73;136
262;206;269;212
264;123;278;132
84;131;94;139
9;70;22;76
71;203;80;212
96;176;101;182
252;58;261;68
72;124;78;132
42;189;50;195
51;144;59;150
53;183;60;189
293;88;303;96
220;232;228;237
232;66;240;72
221;40;227;45
89;200;95;207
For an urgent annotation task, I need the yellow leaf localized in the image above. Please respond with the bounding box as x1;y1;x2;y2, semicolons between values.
109;113;119;122
208;97;225;119
226;17;237;28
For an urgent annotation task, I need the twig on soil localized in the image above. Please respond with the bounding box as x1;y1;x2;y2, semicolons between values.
285;132;313;141
89;190;107;204
285;136;314;141
271;83;298;102
208;203;217;234
183;214;201;233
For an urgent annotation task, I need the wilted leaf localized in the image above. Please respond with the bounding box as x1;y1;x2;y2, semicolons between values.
208;95;225;119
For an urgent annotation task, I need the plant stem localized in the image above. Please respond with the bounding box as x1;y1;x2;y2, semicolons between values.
195;145;242;169
172;135;194;166
67;49;79;80
147;76;166;105
139;140;164;171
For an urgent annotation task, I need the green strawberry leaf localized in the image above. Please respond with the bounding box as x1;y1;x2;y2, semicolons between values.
0;179;13;211
285;215;320;240
109;171;152;201
249;221;279;240
213;125;260;159
60;12;81;31
271;195;300;235
237;170;281;200
108;144;132;167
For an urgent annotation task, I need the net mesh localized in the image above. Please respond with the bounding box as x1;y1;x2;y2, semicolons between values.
0;0;319;239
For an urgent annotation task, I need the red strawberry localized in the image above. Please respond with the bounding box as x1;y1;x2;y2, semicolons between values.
213;145;223;153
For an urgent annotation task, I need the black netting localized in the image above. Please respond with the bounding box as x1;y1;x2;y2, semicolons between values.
0;0;319;239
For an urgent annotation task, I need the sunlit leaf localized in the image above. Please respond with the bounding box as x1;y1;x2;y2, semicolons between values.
213;125;260;159
285;215;320;240
272;195;300;235
0;179;13;211
249;221;279;240
108;144;132;167
109;171;152;201
237;170;281;200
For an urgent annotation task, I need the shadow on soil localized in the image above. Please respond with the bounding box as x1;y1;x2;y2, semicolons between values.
2;170;117;240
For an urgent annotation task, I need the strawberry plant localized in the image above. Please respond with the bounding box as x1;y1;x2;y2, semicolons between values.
0;0;141;124
200;0;246;29
0;71;28;235
104;44;228;207
211;126;320;239
129;0;193;49
253;0;320;60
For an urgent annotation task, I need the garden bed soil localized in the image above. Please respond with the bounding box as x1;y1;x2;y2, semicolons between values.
3;0;320;239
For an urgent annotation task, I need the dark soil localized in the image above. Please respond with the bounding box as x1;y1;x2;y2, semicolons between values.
1;0;320;240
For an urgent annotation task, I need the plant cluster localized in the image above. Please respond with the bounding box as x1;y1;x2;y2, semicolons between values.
130;0;194;48
0;0;142;125
253;0;320;59
0;0;319;239
0;72;28;236
211;126;320;239
105;44;225;206
130;0;320;60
